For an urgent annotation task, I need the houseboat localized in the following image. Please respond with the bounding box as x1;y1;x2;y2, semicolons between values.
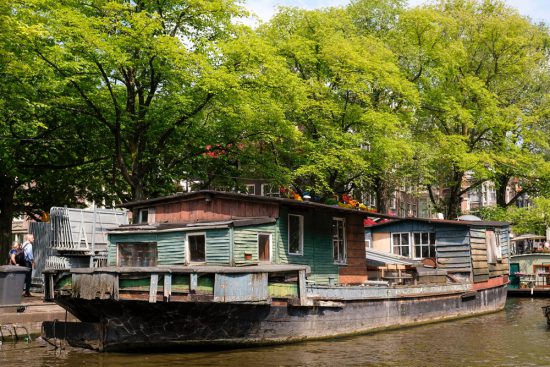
43;191;509;351
508;234;550;296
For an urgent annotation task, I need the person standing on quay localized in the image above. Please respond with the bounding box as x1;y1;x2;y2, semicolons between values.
22;234;34;296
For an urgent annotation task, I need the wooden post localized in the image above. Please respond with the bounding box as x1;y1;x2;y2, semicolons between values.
164;273;172;301
190;273;198;293
149;273;158;303
298;270;307;306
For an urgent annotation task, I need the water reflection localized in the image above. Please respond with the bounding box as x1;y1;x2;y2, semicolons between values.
1;298;549;367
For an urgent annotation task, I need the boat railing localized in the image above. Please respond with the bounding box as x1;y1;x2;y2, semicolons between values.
44;265;311;306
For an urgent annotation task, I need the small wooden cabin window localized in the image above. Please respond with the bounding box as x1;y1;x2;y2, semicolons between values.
137;208;155;224
392;233;410;257
288;214;304;255
118;242;157;267
413;232;435;259
138;209;148;223
333;218;346;264
258;233;271;262
245;184;256;195
187;233;206;263
261;184;281;197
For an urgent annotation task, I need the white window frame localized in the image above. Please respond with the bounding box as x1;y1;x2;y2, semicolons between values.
390;194;397;210
261;183;281;197
333;217;347;265
288;214;304;255
365;239;372;253
186;232;206;264
392;232;412;258
412;232;436;259
245;184;256;195
117;242;157;267
257;233;272;262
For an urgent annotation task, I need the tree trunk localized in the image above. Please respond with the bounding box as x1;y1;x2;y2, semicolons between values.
374;177;389;214
445;171;464;219
495;174;510;208
0;175;16;262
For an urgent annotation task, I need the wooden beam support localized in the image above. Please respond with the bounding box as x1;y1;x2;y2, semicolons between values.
163;274;172;301
149;273;158;303
190;273;198;293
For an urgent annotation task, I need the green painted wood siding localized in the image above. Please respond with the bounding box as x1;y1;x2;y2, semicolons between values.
233;224;277;266
108;232;185;266
108;229;231;266
277;207;339;285
204;229;231;264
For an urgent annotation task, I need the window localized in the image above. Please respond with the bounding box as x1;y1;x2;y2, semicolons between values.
365;239;372;250
118;242;157;267
390;194;397;210
137;208;155;224
288;214;304;255
469;189;481;203
261;184;281;197
258;233;271;262
413;232;435;259
138;209;148;223
187;233;206;263
333;218;346;264
245;184;256;195
392;233;410;257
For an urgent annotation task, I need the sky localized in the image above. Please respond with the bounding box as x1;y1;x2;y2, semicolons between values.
243;0;550;25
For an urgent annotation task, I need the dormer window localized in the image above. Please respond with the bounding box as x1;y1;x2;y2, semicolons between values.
137;208;155;224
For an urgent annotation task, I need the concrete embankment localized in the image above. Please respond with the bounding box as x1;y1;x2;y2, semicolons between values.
0;292;77;339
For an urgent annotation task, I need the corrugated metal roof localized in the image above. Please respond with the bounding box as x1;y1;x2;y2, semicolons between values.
109;217;277;233
365;248;419;265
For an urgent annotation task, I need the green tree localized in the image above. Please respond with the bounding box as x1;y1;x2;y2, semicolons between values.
1;1;116;256
260;7;418;203
392;0;550;218
11;0;247;203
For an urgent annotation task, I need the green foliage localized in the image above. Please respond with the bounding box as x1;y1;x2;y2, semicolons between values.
259;6;418;200
478;197;550;236
390;0;550;217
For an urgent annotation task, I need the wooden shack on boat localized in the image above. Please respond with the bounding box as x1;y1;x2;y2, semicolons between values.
365;218;510;287
43;190;511;351
106;190;396;285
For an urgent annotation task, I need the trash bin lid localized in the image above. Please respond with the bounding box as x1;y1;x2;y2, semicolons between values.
0;265;30;273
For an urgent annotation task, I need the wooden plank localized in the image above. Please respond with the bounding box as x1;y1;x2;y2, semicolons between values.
473;274;490;282
473;268;489;276
471;244;488;250
437;258;471;264
436;238;469;245
299;270;307;306
163;273;172;300
437;251;471;257
149;273;158;303
190;273;198;292
471;248;487;255
441;267;471;272
435;245;469;252
472;255;487;262
472;261;489;269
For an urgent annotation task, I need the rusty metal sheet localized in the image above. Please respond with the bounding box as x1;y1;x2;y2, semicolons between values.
213;273;268;302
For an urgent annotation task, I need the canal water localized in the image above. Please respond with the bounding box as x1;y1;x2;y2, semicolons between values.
1;298;549;367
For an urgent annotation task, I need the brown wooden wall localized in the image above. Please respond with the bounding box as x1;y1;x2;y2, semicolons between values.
339;215;368;284
155;197;279;223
